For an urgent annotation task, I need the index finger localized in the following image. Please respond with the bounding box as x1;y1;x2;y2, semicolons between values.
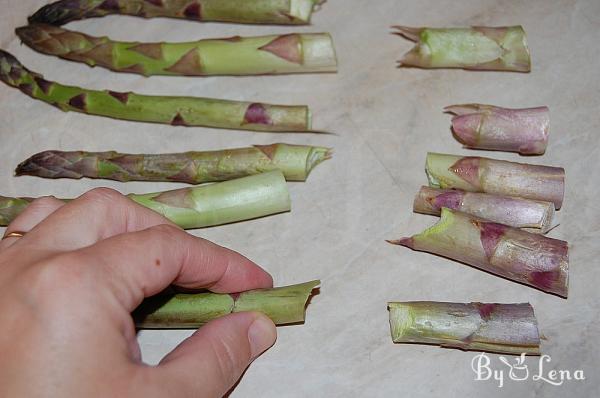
72;224;273;311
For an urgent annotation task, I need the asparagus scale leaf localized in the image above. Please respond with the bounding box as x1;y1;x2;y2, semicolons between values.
393;25;531;72
17;24;337;77
29;0;325;26
134;280;320;328
0;49;313;132
389;208;569;297
16;144;332;183
0;171;291;228
413;186;555;233
389;301;541;355
425;152;565;209
445;104;549;155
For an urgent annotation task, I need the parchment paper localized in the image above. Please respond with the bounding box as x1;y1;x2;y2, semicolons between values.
1;0;599;396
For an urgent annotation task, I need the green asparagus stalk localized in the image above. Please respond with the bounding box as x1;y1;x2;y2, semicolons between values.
134;280;320;328
389;301;541;355
0;49;312;132
0;171;291;228
29;0;324;25
393;26;531;72
16;144;332;183
426;153;565;209
16;24;337;77
389;208;569;297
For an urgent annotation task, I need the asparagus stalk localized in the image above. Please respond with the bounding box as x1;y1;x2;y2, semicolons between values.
16;144;331;183
29;0;325;26
393;26;531;72
388;208;569;297
134;280;320;328
445;104;549;155
388;301;541;355
16;24;337;77
0;171;291;228
0;49;312;132
425;153;565;209
413;186;555;233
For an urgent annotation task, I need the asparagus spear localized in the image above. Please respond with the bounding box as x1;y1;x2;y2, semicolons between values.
16;24;337;77
0;49;312;132
388;301;541;355
134;280;320;328
0;171;291;228
413;186;555;233
445;104;549;155
388;208;569;297
29;0;325;26
393;26;531;72
16;144;331;183
426;153;565;209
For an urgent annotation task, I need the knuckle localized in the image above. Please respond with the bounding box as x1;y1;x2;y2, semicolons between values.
211;338;246;386
29;196;60;210
24;253;91;293
79;187;126;210
146;224;182;244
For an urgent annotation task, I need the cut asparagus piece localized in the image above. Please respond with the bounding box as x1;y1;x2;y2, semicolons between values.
388;301;541;355
413;186;555;233
393;26;531;72
445;104;549;155
0;171;291;228
0;49;312;132
134;280;320;328
389;208;569;297
17;24;337;77
425;153;565;209
29;0;324;26
16;144;331;183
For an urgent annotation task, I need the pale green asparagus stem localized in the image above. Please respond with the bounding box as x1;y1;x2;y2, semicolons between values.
134;280;320;328
0;171;291;228
29;0;325;25
0;49;313;132
389;302;541;355
17;24;337;76
16;144;332;183
393;26;531;72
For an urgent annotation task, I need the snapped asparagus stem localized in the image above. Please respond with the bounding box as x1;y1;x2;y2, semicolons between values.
29;0;325;26
0;171;291;228
0;49;313;132
393;26;531;72
17;24;337;77
445;104;549;155
388;208;569;297
413;186;555;233
425;153;565;209
134;280;320;328
16;144;332;183
388;301;541;355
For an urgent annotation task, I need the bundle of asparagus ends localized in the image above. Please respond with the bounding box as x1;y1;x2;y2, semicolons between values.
0;50;314;132
16;24;337;77
414;186;555;233
389;208;569;297
0;171;291;229
393;25;531;72
135;280;320;328
29;0;325;26
445;104;550;155
16;144;331;183
388;302;541;355
425;153;565;209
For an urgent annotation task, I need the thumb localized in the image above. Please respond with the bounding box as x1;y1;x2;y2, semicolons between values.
154;312;277;397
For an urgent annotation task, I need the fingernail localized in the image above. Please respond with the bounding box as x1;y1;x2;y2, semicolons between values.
248;315;277;359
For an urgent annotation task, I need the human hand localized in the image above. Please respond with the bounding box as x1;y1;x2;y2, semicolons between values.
0;188;277;397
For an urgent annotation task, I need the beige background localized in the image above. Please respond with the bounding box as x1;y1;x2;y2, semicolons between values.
1;0;599;396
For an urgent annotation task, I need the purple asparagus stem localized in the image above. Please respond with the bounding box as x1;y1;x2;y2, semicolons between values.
413;186;555;233
445;104;550;155
389;208;569;297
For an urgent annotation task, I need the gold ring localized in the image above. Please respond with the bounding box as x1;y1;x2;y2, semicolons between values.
2;231;26;240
